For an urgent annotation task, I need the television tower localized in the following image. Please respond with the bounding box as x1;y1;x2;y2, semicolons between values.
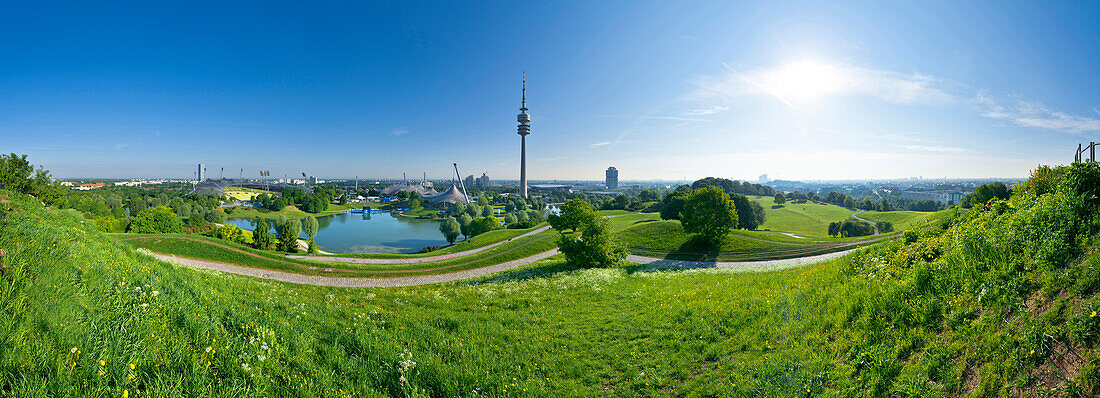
517;73;531;198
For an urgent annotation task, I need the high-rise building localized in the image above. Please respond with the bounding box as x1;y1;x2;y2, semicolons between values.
197;163;205;181
759;174;769;183
464;175;475;190
517;73;531;198
477;173;490;188
605;166;619;190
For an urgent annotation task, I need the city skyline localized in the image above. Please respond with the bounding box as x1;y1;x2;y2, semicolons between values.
5;1;1100;180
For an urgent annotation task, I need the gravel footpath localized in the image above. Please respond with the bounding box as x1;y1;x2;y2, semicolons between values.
286;225;552;265
150;250;561;287
625;247;861;269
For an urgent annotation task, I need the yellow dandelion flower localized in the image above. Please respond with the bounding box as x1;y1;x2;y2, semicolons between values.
99;360;105;367
129;363;136;370
123;390;129;398
1092;311;1097;318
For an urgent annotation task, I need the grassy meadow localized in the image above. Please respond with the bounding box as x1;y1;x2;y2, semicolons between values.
857;210;935;231
748;195;856;235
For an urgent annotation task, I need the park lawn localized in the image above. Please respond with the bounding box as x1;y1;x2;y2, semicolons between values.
858;210;936;231
614;220;876;261
4;186;1100;396
226;203;357;221
749;195;856;236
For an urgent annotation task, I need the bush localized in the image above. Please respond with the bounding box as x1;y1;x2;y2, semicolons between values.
128;207;183;234
878;221;894;233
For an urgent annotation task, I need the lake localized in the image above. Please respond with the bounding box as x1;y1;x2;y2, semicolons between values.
226;211;449;254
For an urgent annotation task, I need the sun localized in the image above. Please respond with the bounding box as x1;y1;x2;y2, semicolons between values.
758;60;847;104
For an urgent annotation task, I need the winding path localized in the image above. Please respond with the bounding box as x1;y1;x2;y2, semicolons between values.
285;225;552;264
150;250;561;287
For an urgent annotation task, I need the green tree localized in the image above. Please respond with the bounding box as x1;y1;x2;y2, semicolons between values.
175;202;191;218
277;219;302;252
774;193;786;205
458;214;473;240
468;216;499;237
439;216;461;244
466;204;480;218
481;204;494;217
252;218;274;250
0;153;34;193
827;221;841;237
477;196;490;206
556;213;624;268
515;210;529;222
450;202;466;216
128;206;184;234
302;215;319;241
751;200;766;227
730;194;759;230
681;186;738;242
660;189;690;220
879;198;893;212
613;194;630;210
548;199;596;232
504;213;517;224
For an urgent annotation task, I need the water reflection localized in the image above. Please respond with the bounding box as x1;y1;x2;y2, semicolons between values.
226;211;447;254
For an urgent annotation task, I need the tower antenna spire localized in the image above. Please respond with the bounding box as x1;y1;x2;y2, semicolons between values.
521;71;527;110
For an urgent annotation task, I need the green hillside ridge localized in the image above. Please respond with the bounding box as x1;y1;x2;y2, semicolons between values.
2;162;1100;397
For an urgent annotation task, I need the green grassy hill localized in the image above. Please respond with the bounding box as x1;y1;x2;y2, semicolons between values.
857;210;934;230
3;161;1100;398
749;195;856;235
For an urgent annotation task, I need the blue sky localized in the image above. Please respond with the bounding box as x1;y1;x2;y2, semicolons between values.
3;1;1100;181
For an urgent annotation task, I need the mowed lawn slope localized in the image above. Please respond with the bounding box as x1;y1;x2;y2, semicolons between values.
857;210;934;231
615;220;883;261
749;195;856;235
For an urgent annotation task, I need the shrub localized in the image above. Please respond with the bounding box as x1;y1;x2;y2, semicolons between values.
128;207;183;234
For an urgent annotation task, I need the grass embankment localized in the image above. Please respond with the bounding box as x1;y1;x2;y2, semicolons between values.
616;220;883;261
3;179;1099;396
112;230;560;278
749;195;856;235
225;204;357;221
857;210;934;231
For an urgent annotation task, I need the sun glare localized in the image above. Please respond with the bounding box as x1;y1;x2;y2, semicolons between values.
759;60;847;103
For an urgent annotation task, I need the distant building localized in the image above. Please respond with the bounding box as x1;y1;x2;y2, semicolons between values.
197;163;206;181
477;173;490;188
605;166;619;190
759;174;769;183
308;176;317;185
464;175;476;190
